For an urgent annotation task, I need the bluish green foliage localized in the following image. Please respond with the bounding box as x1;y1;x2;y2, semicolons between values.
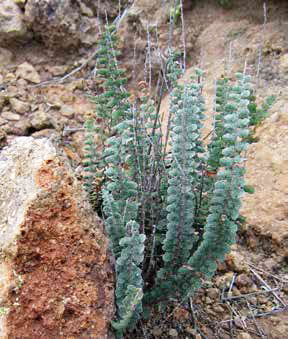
83;25;130;202
156;79;205;287
112;221;145;335
82;30;271;335
91;25;130;129
248;94;275;127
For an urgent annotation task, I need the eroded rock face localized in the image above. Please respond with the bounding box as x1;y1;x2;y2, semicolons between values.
0;137;114;338
0;0;27;43
24;0;101;48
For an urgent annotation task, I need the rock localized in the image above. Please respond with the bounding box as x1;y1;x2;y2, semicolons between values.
207;287;219;300
0;137;114;338
16;62;41;84
225;251;249;273
237;332;252;339
14;117;31;135
215;272;234;288
0;47;14;67
79;1;94;17
47;65;68;76
185;327;198;336
235;274;252;288
30;109;51;130
173;307;190;321
0;0;27;42
269;112;280;123
279;53;288;73
0;95;7;109
152;326;163;337
14;0;26;8
0;128;7;148
31;129;57;139
9;98;30;114
3;73;16;83
168;328;178;337
24;0;101;49
1;111;20;121
60;104;74;118
16;78;28;87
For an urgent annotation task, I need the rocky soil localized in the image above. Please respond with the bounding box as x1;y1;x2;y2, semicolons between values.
0;0;287;338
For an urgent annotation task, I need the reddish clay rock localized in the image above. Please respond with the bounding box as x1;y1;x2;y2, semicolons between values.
0;137;114;338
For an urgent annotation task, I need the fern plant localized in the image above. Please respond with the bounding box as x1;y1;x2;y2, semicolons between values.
82;29;268;336
83;24;130;207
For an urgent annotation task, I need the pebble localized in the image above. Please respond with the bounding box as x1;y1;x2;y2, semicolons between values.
30;109;51;129
237;332;252;339
60;104;74;118
168;328;178;337
1;111;20;121
9;98;30;114
152;326;162;337
207;287;219;299
225;251;249;272
235;274;252;288
16;62;41;84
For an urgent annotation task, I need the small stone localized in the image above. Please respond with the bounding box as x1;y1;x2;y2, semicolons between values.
0;117;6;125
14;0;26;8
207;287;219;300
9;98;30;114
5;85;18;97
14;118;31;135
79;2;94;17
16;62;40;84
280;53;288;73
225;251;248;272
47;65;68;76
30;110;51;130
152;326;162;337
173;307;190;320
234;317;244;329
215;272;234;288
31;129;57;139
0;0;27;42
1;111;20;121
235;274;252;288
269;112;280;123
4;73;16;83
0;95;7;109
0;128;7;148
0;48;14;66
205;296;213;304
16;78;28;87
213;304;224;313
60;105;74;118
279;102;288;123
169;328;178;337
185;327;197;335
237;332;252;339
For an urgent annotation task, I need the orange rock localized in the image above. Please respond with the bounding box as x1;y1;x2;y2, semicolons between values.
0;137;114;338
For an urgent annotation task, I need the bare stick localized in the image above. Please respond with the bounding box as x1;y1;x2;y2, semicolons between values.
222;287;280;301
227;41;233;77
146;23;152;91
250;267;287;307
179;0;186;71
256;1;267;89
245;261;288;283
145;224;157;278
246;299;266;338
